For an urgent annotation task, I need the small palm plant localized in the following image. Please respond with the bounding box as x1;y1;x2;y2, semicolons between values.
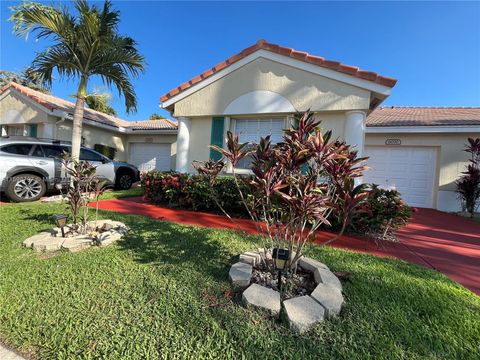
10;0;145;159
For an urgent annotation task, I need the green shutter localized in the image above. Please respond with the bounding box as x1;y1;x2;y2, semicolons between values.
29;124;38;137
209;117;224;161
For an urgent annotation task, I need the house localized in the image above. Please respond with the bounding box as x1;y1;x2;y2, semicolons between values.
160;40;480;212
0;82;177;172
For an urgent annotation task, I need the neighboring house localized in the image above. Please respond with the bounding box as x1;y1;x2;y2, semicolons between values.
160;39;480;212
0;82;177;172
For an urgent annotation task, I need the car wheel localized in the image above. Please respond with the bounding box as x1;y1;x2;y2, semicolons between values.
116;172;133;190
6;174;46;202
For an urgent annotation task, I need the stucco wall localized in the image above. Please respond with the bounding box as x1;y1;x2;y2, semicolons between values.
0;92;51;127
56;122;128;161
126;134;177;169
365;131;480;211
173;57;371;117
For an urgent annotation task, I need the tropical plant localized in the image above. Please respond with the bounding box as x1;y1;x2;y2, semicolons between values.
150;113;166;120
456;137;480;217
10;0;145;160
61;153;106;233
0;69;49;93
194;111;369;274
85;91;117;116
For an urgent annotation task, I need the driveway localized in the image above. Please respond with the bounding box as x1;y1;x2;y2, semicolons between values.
91;197;480;295
395;208;480;295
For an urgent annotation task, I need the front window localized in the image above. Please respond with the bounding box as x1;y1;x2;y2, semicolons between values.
80;148;105;162
233;117;286;170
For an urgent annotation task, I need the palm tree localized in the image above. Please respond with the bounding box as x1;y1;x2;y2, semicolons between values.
10;0;145;159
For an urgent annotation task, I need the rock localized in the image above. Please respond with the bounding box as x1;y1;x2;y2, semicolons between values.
283;295;325;334
41;194;66;203
298;257;329;274
239;252;260;266
313;268;342;291
101;222;114;231
61;237;93;252
257;248;273;261
32;237;62;252
311;283;344;317
242;283;281;315
97;231;123;247
22;232;53;248
229;262;252;287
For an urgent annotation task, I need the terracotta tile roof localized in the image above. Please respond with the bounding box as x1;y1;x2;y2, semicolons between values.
127;118;177;130
1;82;177;131
366;106;480;127
160;39;397;102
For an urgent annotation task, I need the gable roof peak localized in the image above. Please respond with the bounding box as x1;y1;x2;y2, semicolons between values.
160;40;397;103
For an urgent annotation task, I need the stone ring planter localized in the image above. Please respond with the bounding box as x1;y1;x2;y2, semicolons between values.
22;220;128;253
229;249;344;334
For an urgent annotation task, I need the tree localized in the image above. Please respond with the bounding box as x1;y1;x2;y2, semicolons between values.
149;113;165;120
0;69;49;93
10;0;145;160
85;91;117;116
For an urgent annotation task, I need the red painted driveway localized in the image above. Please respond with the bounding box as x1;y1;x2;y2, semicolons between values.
90;197;480;295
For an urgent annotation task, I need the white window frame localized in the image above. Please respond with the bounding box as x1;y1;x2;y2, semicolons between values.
225;115;292;174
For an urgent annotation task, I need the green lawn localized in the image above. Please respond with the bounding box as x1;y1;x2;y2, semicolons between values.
0;202;479;359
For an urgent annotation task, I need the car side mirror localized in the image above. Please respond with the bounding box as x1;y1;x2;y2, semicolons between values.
102;158;110;164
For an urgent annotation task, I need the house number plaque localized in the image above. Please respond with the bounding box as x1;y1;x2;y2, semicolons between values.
385;139;401;145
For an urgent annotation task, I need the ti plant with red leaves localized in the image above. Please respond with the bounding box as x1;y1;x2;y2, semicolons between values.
456;137;480;217
194;110;369;273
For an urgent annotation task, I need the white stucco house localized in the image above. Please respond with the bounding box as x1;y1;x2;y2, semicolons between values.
159;39;480;212
0;82;178;171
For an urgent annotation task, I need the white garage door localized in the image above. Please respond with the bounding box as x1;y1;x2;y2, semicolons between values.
364;146;437;208
129;143;171;172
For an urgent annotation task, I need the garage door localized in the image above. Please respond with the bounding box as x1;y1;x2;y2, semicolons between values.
364;146;437;208
129;143;171;172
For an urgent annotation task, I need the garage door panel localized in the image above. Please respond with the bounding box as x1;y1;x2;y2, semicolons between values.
129;143;171;172
364;146;436;208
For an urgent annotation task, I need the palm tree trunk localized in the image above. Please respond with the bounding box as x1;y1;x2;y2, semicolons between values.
71;76;88;160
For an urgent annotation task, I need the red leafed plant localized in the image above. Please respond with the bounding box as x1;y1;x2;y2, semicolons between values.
194;111;369;273
456;137;480;217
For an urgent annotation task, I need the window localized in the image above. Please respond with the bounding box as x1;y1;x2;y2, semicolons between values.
80;148;105;162
0;144;33;155
41;145;69;159
233;118;285;170
31;145;44;158
5;125;26;136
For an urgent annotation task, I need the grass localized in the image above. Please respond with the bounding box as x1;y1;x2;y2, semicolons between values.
0;202;479;359
98;185;143;200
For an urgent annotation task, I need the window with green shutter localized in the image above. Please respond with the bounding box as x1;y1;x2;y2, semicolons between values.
28;124;38;137
209;117;224;161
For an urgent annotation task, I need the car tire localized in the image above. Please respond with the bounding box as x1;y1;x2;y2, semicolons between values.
115;171;134;190
6;174;46;202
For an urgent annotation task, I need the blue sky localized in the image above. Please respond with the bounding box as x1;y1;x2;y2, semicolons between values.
1;1;479;121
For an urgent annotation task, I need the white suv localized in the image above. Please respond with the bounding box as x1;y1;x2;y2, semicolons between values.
0;137;140;202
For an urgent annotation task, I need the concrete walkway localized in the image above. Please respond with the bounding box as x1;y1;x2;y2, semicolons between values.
90;197;480;295
0;344;26;360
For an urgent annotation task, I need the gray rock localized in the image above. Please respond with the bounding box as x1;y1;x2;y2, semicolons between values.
244;251;261;264
311;283;344;317
242;283;281;315
298;257;329;274
22;232;53;248
283;295;325;334
229;262;252;287
239;254;256;266
32;237;62;252
98;231;123;246
61;237;93;252
314;268;342;291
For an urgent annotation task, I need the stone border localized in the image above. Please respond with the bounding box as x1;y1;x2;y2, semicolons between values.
229;249;345;334
22;220;128;252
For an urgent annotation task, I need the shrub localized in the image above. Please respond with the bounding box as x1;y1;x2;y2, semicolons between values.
352;184;412;238
141;171;247;214
456;137;480;217
94;144;117;160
